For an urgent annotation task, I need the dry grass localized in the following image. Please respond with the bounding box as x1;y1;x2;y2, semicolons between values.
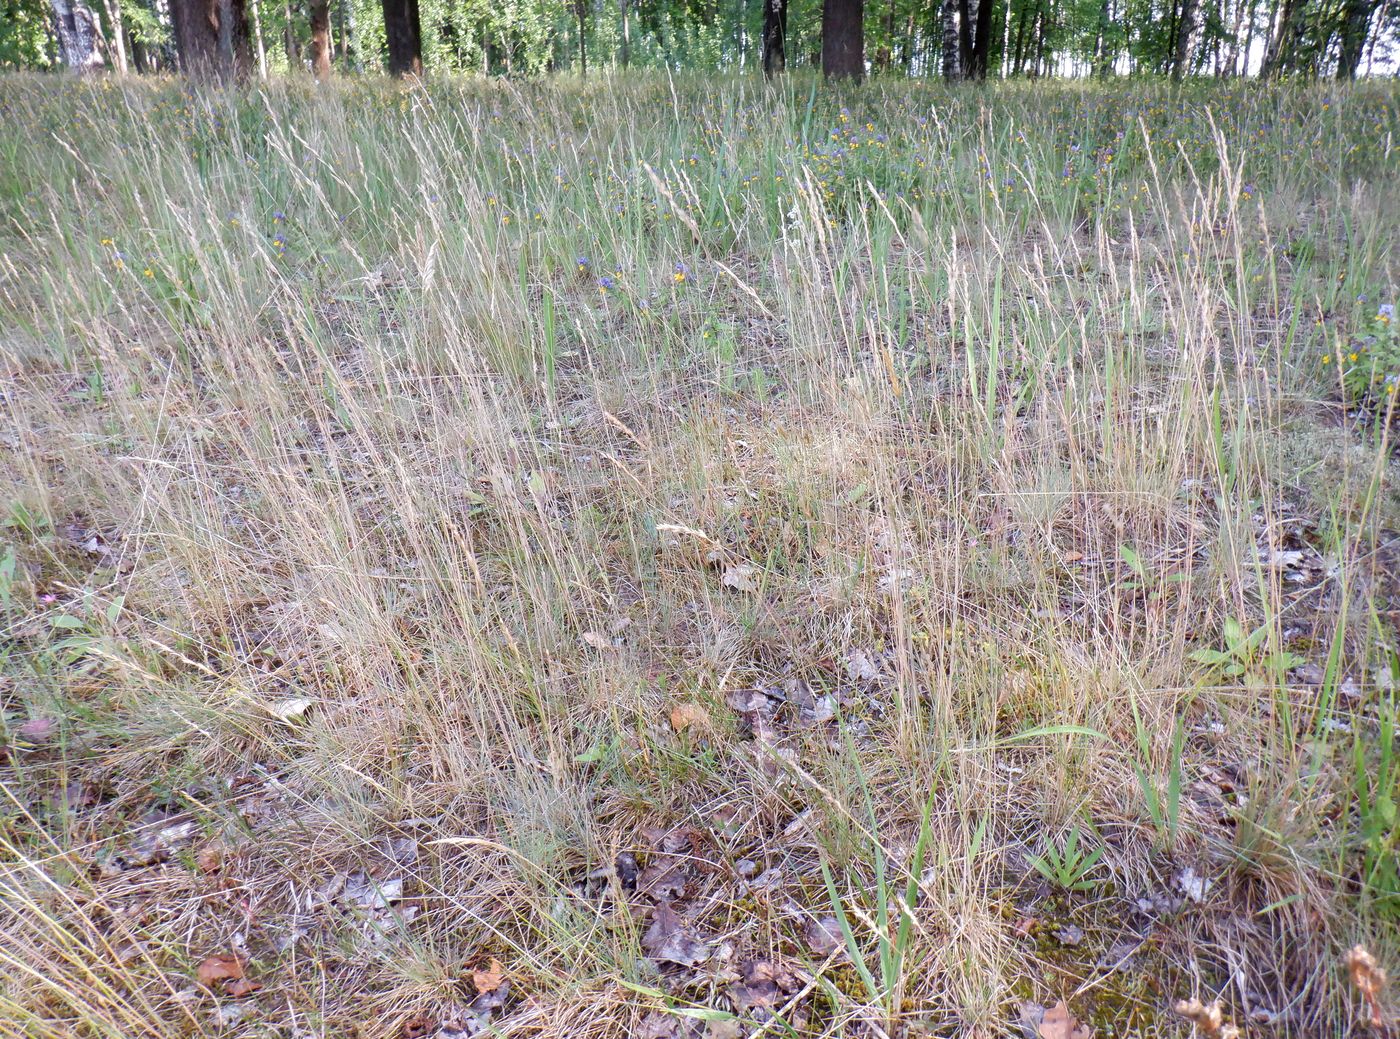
0;71;1398;1038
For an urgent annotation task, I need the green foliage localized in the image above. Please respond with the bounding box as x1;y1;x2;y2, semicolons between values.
1327;302;1400;407
1189;616;1305;683
1130;701;1185;849
1349;684;1400;919
819;780;945;1022
1027;820;1104;893
0;0;51;69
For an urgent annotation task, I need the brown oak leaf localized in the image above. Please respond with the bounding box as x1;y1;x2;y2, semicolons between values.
1039;1000;1093;1039
196;953;245;991
471;956;505;995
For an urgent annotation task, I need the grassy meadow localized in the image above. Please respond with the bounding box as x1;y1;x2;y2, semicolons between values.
0;72;1398;1038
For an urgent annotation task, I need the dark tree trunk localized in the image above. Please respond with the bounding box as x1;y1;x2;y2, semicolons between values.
1032;0;1046;73
171;0;252;80
821;0;863;78
1164;0;1180;74
1335;0;1376;77
571;0;588;74
762;0;786;74
1260;0;1297;75
960;0;992;76
309;0;330;76
1171;0;1197;76
381;0;420;75
1225;0;1246;74
957;0;973;70
1093;0;1111;74
573;0;587;74
1011;0;1029;72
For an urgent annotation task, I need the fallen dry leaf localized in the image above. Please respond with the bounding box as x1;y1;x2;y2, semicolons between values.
635;1010;707;1039
471;956;506;995
642;902;711;966
470;977;510;1013
400;1014;436;1039
1173;998;1239;1039
1344;946;1389;1031
343;871;404;909
195;846;224;874
1038;1000;1092;1039
266;697;314;723
637;860;688;901
210;1002;250;1028
845;649;880;682
729;958;799;1013
223;977;262;998
669;701;711;734
721;564;759;592
15;717;57;743
580;631;613;651
196;953;245;990
802;916;844;957
1176;866;1212;904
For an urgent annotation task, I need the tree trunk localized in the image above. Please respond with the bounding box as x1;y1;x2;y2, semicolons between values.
101;0;128;71
1093;0;1111;74
821;0;863;78
940;0;959;77
574;0;587;75
1224;0;1245;74
762;0;786;74
1362;0;1388;71
283;0;296;64
344;0;358;68
965;0;993;76
1172;0;1197;77
51;0;104;70
1011;0;1029;72
1335;0;1376;78
873;0;893;68
1032;0;1047;74
248;0;266;74
309;0;330;76
1163;0;1180;74
381;0;420;74
618;0;629;66
171;0;252;80
1260;0;1297;75
957;0;973;71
